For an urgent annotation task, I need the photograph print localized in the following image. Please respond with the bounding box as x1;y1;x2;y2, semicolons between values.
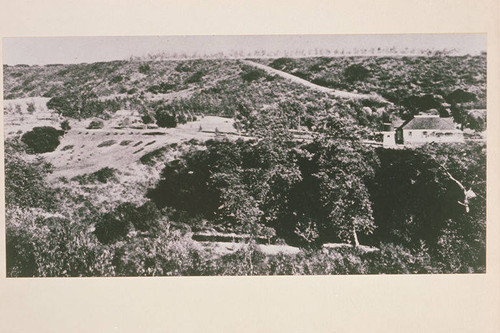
3;34;487;277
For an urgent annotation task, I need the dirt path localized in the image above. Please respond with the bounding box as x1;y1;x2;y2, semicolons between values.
241;60;389;104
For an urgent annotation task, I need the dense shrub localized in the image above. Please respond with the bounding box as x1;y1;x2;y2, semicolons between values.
47;93;120;119
240;68;267;82
365;243;436;274
109;75;123;84
156;111;177;128
185;71;205;84
147;82;176;94
138;63;151;74
142;114;154;124
61;119;71;132
152;101;193;128
344;64;370;82
94;208;134;244
446;89;477;104
112;229;212;276
94;167;116;183
132;201;162;233
27;102;35;113
269;57;295;70
21;126;64;153
97;140;116;148
4;149;57;209
6;212;113;277
87;120;104;129
94;201;163;245
139;146;170;165
401;94;444;113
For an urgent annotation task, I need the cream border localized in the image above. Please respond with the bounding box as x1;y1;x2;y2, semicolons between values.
0;1;499;332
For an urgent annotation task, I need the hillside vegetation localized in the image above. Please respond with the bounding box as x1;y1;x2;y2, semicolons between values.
3;54;487;276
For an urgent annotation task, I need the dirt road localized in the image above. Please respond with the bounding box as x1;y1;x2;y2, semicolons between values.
241;60;389;104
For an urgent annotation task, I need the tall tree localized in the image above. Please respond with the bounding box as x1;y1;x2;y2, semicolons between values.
312;114;378;245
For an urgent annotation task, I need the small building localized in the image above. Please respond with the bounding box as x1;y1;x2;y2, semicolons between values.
383;114;464;147
381;119;403;148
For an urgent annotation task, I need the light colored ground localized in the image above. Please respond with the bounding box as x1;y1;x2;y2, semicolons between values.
3;98;239;180
43;115;237;179
3;97;62;135
196;241;301;256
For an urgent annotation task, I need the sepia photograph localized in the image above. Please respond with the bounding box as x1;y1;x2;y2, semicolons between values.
3;34;487;277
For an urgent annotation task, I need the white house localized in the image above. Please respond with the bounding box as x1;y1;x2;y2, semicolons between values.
383;114;464;147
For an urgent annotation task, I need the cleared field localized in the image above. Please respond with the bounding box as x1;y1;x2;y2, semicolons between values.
43;115;237;179
3;98;238;179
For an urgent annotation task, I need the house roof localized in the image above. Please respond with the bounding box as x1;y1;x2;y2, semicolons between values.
402;115;456;130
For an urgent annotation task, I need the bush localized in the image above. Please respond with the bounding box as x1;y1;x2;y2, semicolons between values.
147;82;176;94
185;71;205;84
142;114;154;124
138;64;151;74
97;140;116;148
241;69;267;82
94;210;133;245
94;167;116;183
366;243;436;274
87;120;104;129
61;120;71;132
139;146;169;166
27;102;35;113
4;151;57;209
112;229;211;276
269;57;295;70
155;109;178;128
21;126;64;153
6;212;113;277
109;75;123;84
72;167;117;185
446;89;477;104
344;64;370;82
133;201;162;233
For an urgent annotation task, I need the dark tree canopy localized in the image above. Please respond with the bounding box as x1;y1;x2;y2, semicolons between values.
344;64;370;82
21;126;64;154
446;89;477;104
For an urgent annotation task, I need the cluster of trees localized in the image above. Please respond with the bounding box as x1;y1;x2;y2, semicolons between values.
4;124;486;276
145;115;485;272
3;55;487;276
47;92;120;119
21;126;65;154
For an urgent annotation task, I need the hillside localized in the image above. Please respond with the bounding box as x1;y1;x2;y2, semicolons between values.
255;55;486;108
3;55;487;277
4;55;486;133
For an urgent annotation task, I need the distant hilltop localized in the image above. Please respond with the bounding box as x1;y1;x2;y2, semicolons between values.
130;47;485;62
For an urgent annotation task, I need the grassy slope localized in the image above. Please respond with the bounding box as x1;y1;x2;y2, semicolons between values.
256;55;486;108
3;55;486;216
4;60;240;99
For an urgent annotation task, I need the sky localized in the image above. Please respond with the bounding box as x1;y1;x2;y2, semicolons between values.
2;34;487;65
